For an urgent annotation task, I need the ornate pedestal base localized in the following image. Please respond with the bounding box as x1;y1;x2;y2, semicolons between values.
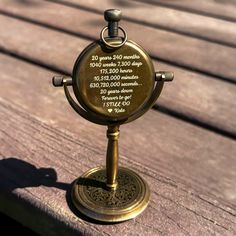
71;167;150;222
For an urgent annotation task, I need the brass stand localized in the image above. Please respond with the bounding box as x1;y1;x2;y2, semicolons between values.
71;126;150;222
53;8;173;224
106;125;119;190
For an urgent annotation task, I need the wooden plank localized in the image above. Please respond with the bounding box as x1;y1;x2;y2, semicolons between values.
47;0;236;47
1;97;236;235
0;14;235;138
133;0;236;23
0;2;235;234
1;53;236;206
1;0;236;82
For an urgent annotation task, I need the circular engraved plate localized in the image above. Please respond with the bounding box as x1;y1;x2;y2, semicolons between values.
73;39;155;121
71;167;150;222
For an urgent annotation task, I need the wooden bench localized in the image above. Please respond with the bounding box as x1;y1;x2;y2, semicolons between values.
0;0;235;235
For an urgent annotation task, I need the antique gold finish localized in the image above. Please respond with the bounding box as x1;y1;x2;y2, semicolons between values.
106;125;120;190
52;9;174;222
100;26;127;48
72;39;155;122
71;167;150;222
155;71;174;82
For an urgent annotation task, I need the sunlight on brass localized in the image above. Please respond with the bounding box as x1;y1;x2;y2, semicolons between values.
106;125;119;190
72;167;150;222
52;9;173;222
72;39;155;121
155;71;174;82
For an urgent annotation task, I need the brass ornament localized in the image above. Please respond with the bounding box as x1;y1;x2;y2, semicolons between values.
52;9;173;222
72;167;150;222
72;39;155;121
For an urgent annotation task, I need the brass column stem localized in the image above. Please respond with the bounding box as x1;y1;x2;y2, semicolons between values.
106;125;120;190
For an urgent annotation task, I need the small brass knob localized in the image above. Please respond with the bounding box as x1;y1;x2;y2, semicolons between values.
52;75;64;87
104;9;122;22
155;71;174;82
104;9;122;37
52;76;72;87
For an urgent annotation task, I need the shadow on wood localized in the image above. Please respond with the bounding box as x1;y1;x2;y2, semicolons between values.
0;157;69;191
0;157;119;225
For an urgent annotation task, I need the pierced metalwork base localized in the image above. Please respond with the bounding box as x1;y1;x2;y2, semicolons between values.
71;166;150;222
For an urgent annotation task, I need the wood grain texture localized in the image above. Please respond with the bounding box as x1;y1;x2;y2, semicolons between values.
0;98;236;236
48;0;236;47
132;0;236;22
1;53;236;206
0;1;236;234
0;12;235;138
1;0;236;82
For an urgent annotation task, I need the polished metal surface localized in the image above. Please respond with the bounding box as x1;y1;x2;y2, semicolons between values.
52;9;173;223
72;39;155;121
106;125;120;190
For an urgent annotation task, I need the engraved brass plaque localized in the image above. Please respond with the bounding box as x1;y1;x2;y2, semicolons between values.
73;39;155;121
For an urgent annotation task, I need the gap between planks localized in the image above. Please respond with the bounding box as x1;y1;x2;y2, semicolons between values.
0;53;236;205
46;0;236;48
0;9;235;139
1;1;236;83
0;98;236;235
131;0;236;23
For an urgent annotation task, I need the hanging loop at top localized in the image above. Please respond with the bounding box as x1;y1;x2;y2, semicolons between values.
100;26;128;48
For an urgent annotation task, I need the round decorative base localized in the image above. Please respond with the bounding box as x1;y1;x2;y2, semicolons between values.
71;166;150;222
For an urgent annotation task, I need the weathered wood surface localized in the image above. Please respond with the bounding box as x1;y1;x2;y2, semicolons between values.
0;0;236;235
0;6;235;138
132;0;236;22
2;0;236;82
1;53;236;235
1;97;236;236
49;0;236;47
1;53;236;203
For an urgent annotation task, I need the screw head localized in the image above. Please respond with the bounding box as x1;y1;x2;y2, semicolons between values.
104;9;122;22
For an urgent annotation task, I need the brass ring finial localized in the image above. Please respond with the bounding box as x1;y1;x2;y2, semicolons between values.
100;26;127;48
